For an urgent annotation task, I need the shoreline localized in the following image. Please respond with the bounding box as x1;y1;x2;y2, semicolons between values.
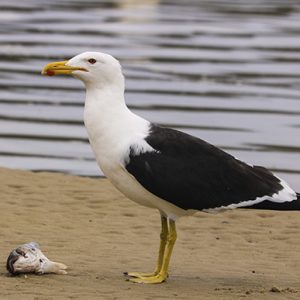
0;167;299;299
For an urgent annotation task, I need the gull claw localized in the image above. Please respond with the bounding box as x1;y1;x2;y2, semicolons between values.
6;242;67;275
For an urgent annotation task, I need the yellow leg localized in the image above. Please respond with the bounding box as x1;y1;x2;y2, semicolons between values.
129;218;177;284
125;215;168;278
154;215;169;275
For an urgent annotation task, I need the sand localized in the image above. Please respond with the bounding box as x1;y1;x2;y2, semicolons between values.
0;167;299;300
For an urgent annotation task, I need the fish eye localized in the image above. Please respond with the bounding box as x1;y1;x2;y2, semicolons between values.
88;58;96;64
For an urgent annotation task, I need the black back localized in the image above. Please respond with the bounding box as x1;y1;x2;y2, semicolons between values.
125;124;283;211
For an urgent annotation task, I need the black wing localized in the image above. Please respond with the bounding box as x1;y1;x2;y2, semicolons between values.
125;124;283;211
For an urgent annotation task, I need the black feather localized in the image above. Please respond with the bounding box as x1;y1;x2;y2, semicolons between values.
246;192;300;210
126;124;285;211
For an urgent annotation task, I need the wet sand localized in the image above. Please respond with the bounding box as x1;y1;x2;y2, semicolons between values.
0;167;299;299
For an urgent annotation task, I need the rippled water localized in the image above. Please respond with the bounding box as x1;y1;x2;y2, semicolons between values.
0;0;299;190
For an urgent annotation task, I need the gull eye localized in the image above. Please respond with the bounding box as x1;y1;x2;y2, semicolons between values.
88;58;96;64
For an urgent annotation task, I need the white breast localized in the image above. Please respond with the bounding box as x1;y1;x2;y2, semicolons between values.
83;94;187;220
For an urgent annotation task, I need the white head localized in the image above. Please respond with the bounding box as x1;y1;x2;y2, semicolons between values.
42;51;125;90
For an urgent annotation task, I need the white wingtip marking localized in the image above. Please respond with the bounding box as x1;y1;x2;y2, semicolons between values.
203;176;297;213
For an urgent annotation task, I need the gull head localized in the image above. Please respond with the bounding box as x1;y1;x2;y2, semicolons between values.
42;51;124;89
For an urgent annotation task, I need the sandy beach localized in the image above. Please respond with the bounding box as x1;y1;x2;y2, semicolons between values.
0;167;299;299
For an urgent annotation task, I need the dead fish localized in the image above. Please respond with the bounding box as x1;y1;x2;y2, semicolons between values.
6;242;67;275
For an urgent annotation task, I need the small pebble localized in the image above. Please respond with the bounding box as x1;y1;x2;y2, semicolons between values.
270;286;281;293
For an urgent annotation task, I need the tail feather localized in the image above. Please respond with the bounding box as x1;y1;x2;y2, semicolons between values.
246;193;300;211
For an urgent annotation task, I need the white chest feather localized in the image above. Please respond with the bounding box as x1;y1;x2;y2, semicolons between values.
83;88;187;219
84;90;150;172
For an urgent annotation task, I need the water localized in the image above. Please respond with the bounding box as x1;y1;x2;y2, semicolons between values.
0;0;299;190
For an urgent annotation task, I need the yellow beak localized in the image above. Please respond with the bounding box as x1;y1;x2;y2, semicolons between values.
41;60;87;76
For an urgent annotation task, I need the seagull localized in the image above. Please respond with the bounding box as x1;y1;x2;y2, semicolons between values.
42;52;300;284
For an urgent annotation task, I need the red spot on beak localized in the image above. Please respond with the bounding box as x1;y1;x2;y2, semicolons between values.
46;70;55;76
